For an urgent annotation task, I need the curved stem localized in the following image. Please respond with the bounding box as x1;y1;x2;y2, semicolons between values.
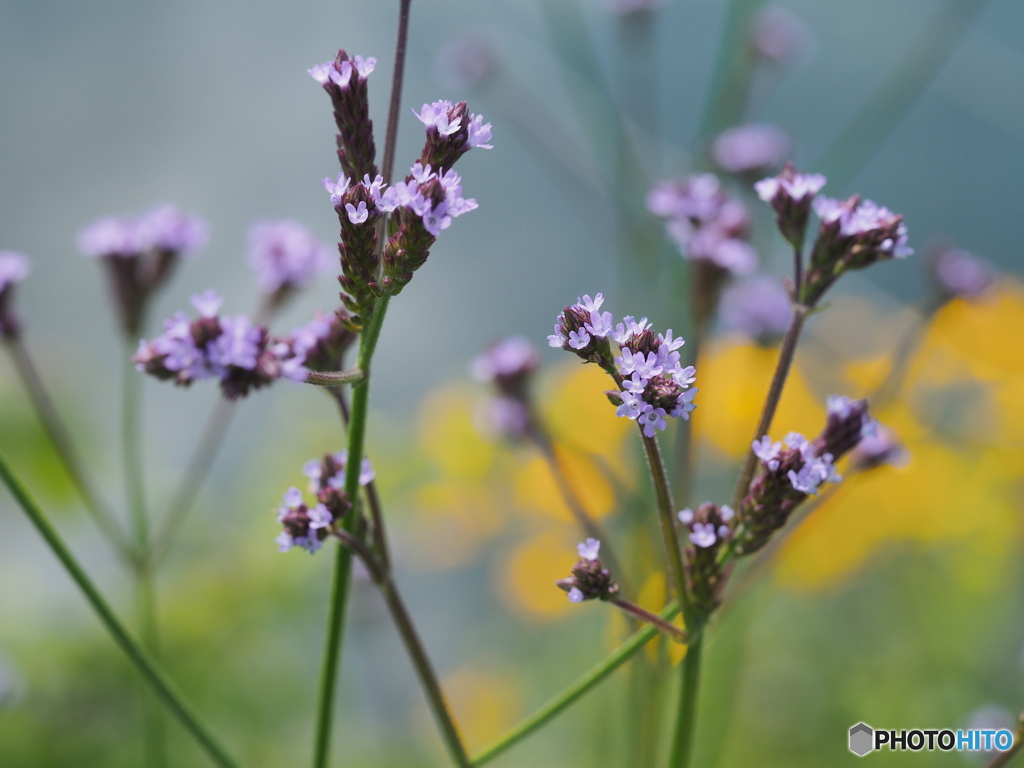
312;294;391;768
640;432;690;622
3;336;134;560
471;601;679;766
0;452;242;768
668;635;703;768
729;305;807;512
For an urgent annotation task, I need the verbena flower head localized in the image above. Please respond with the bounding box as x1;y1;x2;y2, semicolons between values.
733;396;872;555
754;162;826;252
309;50;378;180
556;539;619;602
414;100;492;171
711;124;790;175
275;487;334;555
719;275;792;343
549;294;698;436
678;502;733;615
133;291;286;399
273;311;356;383
928;244;995;301
850;424;909;471
77;204;209;335
472;336;539;440
248;219;333;298
301;450;372;524
0;251;31;338
647;173;758;277
803;194;912;304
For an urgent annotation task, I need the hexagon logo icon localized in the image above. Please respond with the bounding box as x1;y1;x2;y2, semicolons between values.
849;723;874;756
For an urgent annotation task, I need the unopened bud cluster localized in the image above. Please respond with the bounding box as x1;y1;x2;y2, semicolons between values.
734;396;874;554
678;503;734;615
548;293;697;436
556;539;619;602
471;336;539;438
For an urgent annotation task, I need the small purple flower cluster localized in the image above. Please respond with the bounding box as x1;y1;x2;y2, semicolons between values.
756;163;912;305
928;245;995;301
646;173;757;277
308;51;379;181
272;311;357;383
471;336;539;439
548;293;698;437
413;99;492;171
556;539;619;603
678;502;734;614
0;251;31;338
733;395;875;554
133;291;284;399
275;452;375;554
248;219;333;299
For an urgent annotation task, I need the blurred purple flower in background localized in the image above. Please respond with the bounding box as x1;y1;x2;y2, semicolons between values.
435;33;495;91
711;124;790;175
928;244;995;300
248;219;333;296
750;5;815;66
719;275;792;342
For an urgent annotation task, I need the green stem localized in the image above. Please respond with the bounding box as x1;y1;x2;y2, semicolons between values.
668;635;704;768
729;305;808;512
312;293;390;768
3;335;134;560
471;601;680;766
122;341;166;767
0;451;242;768
304;368;364;387
611;598;688;641
640;433;690;622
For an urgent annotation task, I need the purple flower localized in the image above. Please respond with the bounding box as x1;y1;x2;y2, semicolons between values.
77;216;143;258
615;391;644;420
465;114;493;149
414;100;460;133
567;329;591;350
190;289;223;319
323;173;351;207
471;336;539;383
720;275;792;341
480;396;532;439
421;202;452;236
930;245;995;299
671;388;698;419
135;204;208;255
0;251;31;294
313;450;375;488
851;425;909;470
247;219;332;295
208;315;262;371
567;587;584;603
689;523;717;548
638;404;668;437
577;293;604;312
345;201;369;225
678;508;694;524
752;435;782;471
577;538;601;560
711;124;790;175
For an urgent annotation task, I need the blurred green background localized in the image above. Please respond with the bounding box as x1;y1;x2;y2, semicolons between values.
1;0;1023;765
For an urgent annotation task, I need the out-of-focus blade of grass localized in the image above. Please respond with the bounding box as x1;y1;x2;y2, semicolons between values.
816;0;993;190
696;0;765;142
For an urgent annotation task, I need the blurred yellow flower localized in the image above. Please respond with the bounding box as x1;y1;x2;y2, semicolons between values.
440;665;524;752
496;529;578;620
418;384;496;480
404;479;505;571
539;363;631;468
513;448;615;523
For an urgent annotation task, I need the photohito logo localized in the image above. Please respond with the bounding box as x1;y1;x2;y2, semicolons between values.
848;723;1016;757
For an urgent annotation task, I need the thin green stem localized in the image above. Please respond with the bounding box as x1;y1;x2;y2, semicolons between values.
3;335;134;560
312;293;391;768
668;635;703;768
729;305;808;512
0;451;242;768
150;398;237;567
696;0;764;140
379;579;470;766
137;565;168;768
640;432;690;622
471;601;680;766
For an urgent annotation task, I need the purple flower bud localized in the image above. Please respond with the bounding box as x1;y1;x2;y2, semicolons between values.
679;502;732;615
755;162;827;253
556;544;619;602
577;538;601;561
750;5;815;66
